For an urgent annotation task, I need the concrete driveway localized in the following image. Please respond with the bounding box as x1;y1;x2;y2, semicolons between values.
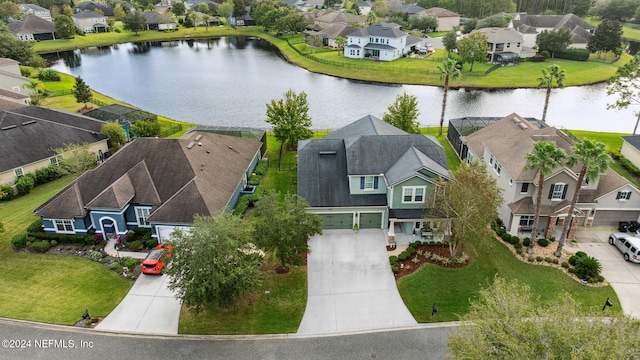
297;229;417;334
95;274;182;334
575;227;640;319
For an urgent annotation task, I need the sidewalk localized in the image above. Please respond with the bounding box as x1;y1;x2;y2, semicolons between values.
103;238;148;260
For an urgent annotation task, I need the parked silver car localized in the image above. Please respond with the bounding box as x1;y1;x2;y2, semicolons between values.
609;233;640;263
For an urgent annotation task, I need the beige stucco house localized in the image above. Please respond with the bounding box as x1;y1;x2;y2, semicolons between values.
0;58;30;95
416;7;460;31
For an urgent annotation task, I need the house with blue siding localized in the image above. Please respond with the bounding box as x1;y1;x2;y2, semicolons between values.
35;131;262;242
298;115;449;243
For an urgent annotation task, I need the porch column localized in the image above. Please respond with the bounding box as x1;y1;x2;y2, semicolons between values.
544;216;557;239
387;219;395;243
567;217;579;240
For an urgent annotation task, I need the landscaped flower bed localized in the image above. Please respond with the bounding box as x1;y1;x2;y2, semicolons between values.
390;241;470;279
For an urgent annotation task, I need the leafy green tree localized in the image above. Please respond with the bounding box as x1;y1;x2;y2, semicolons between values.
253;192;322;271
382;92;420;134
24;80;51;106
408;15;438;32
371;0;387;18
476;14;508;29
334;36;346;54
55;143;97;175
123;12;146;35
365;11;377;26
217;0;233;20
166;214;262;311
275;10;306;34
114;3;126;20
172;1;186;16
62;4;74;17
430;162;502;257
524;141;566;253
265;89;313;167
233;0;247;17
202;13;211;30
461;18;477;34
556;140;610;257
437;58;461;136
590;0;638;22
536;27;572;58
442;30;457;52
449;277;640;359
101;121;127;152
572;0;593;17
73;76;92;109
607;54;640;133
28;55;47;69
0;1;19;22
538;64;566;122
0;33;35;63
587;18;623;58
130;119;161;138
456;31;488;72
324;0;339;7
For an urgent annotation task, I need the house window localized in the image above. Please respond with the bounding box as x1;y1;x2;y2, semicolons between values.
136;207;151;226
402;186;426;203
517;42;521;47
493;161;501;175
519;216;534;226
549;183;567;200
496;43;504;51
360;176;378;190
14;168;24;178
53;219;74;233
466;153;474;164
617;191;632;201
49;156;61;165
509;178;513;185
507;43;511;48
489;155;494;165
521;183;529;193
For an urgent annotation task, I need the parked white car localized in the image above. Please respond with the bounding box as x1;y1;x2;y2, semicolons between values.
608;233;640;263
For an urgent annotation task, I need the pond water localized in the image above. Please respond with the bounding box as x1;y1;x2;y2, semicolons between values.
46;37;636;133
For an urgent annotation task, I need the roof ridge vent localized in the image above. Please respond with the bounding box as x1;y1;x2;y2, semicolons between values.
319;151;336;155
1;125;17;130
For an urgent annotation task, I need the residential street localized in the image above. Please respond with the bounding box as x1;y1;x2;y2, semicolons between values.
0;318;456;360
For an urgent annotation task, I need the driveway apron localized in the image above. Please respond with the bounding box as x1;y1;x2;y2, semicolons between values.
95;274;182;334
575;227;640;319
297;229;417;334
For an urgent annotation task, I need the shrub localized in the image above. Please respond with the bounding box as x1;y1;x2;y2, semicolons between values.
144;237;158;249
568;267;577;274
575;251;587;258
536;256;543;262
38;69;61;81
508;235;519;245
11;234;28;248
620;158;640;176
248;174;262;186
555;48;590;61
27;219;43;234
30;240;51;252
50;240;58;247
596;275;605;283
552;258;559;264
89;251;103;262
500;232;511;242
15;175;35;196
527;256;535;262
544;257;553;263
531;54;545;62
254;160;268;176
0;184;15;201
537;238;549;247
540;50;550;59
413;240;422;246
126;240;143;251
398;251;410;261
575;256;602;279
389;256;398;265
407;247;416;255
20;66;31;77
232;190;264;216
568;255;579;266
108;262;121;271
122;257;137;271
522;237;530;247
516;248;523;255
133;227;152;239
514;243;522;250
561;261;570;268
33;165;63;185
391;265;399;273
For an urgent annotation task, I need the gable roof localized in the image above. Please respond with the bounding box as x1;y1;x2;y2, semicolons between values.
74;2;114;16
622;135;640;151
298;115;448;207
420;7;459;17
8;14;56;35
511;13;595;44
35;132;262;225
0;107;107;173
17;4;50;12
347;22;406;38
315;11;365;25
73;9;107;19
477;27;523;43
143;11;176;24
390;4;425;14
319;22;360;39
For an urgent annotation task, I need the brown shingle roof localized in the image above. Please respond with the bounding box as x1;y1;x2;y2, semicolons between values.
8;14;55;35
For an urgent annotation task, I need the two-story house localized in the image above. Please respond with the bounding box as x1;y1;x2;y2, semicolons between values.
72;10;108;33
510;13;595;49
17;4;52;22
476;27;526;63
344;22;411;61
459;113;640;239
298;115;449;243
0;58;30;94
35;132;262;243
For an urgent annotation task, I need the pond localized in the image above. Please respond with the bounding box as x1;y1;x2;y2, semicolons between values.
46;37;635;133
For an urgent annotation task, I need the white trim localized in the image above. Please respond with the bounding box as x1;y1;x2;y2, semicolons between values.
135;206;152;227
401;186;426;204
52;219;75;234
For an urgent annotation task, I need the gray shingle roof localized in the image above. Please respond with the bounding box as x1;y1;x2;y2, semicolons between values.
420;7;459;17
319;22;359;39
74;2;114;16
622;135;640;151
73;10;107;19
390;4;425;14
8;14;55;35
35;132;262;225
0;106;107;173
477;27;523;43
347;22;406;39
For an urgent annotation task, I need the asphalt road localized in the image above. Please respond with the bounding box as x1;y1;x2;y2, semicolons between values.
0;318;456;360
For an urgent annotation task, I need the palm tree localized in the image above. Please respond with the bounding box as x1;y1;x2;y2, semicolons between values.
524;141;566;254
438;58;461;136
555;139;610;257
538;64;566;122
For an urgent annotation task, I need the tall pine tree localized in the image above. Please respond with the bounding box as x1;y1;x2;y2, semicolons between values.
73;76;92;110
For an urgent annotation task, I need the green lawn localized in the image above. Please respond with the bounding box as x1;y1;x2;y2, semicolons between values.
178;265;307;334
261;135;298;195
398;238;620;323
0;177;132;325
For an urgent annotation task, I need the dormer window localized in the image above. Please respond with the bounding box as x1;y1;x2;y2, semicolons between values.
360;176;378;191
549;183;567;201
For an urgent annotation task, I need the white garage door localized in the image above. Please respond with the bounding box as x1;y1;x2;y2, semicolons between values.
156;225;191;242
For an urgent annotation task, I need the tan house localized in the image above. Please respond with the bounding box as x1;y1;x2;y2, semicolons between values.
510;13;595;49
621;136;640;169
0;58;30;95
314;11;365;30
72;10;108;33
416;7;460;31
476;27;525;63
0;107;108;186
459;114;640;239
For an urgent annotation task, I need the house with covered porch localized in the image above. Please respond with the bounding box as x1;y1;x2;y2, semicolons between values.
35;131;262;242
344;22;416;61
298;115;449;245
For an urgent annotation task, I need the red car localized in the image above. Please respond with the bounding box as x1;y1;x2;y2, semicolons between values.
141;243;172;275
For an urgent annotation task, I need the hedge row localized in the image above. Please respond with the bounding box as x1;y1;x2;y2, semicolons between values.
0;165;63;202
555;48;590;61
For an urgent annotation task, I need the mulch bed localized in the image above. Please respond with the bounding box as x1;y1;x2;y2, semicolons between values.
394;244;470;279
